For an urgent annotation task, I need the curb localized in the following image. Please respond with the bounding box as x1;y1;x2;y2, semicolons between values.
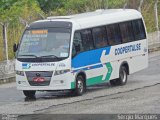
0;76;15;84
148;47;160;53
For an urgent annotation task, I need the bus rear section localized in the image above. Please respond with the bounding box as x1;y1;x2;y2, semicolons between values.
70;9;148;95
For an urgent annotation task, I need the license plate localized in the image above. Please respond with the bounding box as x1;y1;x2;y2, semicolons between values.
33;77;45;82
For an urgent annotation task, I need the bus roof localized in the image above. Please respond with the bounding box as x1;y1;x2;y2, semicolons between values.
31;9;142;30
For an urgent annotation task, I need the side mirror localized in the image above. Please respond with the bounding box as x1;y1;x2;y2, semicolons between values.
13;43;18;52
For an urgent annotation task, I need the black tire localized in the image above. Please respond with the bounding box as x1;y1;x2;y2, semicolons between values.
110;66;128;86
110;79;119;86
23;90;36;98
72;76;86;96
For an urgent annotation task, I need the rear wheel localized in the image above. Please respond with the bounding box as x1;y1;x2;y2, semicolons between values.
72;76;86;96
110;66;128;86
23;90;36;98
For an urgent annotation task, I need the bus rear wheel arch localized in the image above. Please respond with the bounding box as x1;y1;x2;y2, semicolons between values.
110;64;128;86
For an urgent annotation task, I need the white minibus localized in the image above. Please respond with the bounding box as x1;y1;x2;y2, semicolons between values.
14;9;148;97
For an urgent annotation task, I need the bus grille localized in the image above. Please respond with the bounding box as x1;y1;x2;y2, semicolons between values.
25;71;53;86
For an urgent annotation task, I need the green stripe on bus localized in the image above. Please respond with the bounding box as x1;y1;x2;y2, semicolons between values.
71;62;113;88
86;62;113;86
86;75;103;86
71;82;75;89
105;62;112;80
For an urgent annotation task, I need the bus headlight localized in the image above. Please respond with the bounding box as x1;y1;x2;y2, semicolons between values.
16;71;24;76
54;69;70;76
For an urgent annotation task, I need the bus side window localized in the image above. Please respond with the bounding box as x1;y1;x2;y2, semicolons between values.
119;21;134;43
92;27;108;48
81;29;94;51
106;24;122;46
132;19;146;40
72;32;83;57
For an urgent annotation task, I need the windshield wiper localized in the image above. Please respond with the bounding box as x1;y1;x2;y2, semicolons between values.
40;55;60;59
18;54;38;58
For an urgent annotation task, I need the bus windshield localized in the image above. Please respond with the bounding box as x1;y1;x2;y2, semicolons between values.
17;28;71;59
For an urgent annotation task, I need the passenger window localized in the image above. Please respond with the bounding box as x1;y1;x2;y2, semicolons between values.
92;27;108;48
119;21;134;43
81;29;94;51
72;32;83;57
106;24;122;45
132;19;146;40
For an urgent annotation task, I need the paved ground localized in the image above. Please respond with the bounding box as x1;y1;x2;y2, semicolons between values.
0;51;160;115
39;84;160;114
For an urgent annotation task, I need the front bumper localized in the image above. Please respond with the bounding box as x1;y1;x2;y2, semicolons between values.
16;72;74;91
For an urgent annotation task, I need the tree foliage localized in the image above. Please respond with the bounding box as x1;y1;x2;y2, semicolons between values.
0;0;22;24
0;0;159;61
0;0;43;25
37;0;65;14
0;0;44;60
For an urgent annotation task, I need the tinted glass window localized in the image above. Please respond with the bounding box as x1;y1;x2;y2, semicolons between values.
18;28;71;58
119;21;134;43
72;32;83;56
132;19;146;40
106;24;122;45
81;29;94;51
92;27;108;48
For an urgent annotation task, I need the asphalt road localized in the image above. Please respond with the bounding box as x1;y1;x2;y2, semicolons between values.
0;51;160;115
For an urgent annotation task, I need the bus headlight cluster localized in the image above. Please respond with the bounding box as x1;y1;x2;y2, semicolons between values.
54;69;70;76
16;71;24;76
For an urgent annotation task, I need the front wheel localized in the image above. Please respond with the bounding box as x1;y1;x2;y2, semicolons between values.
110;66;128;86
23;90;36;98
72;76;86;96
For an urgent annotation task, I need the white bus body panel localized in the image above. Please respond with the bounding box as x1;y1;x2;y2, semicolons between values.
16;59;74;90
15;9;148;91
